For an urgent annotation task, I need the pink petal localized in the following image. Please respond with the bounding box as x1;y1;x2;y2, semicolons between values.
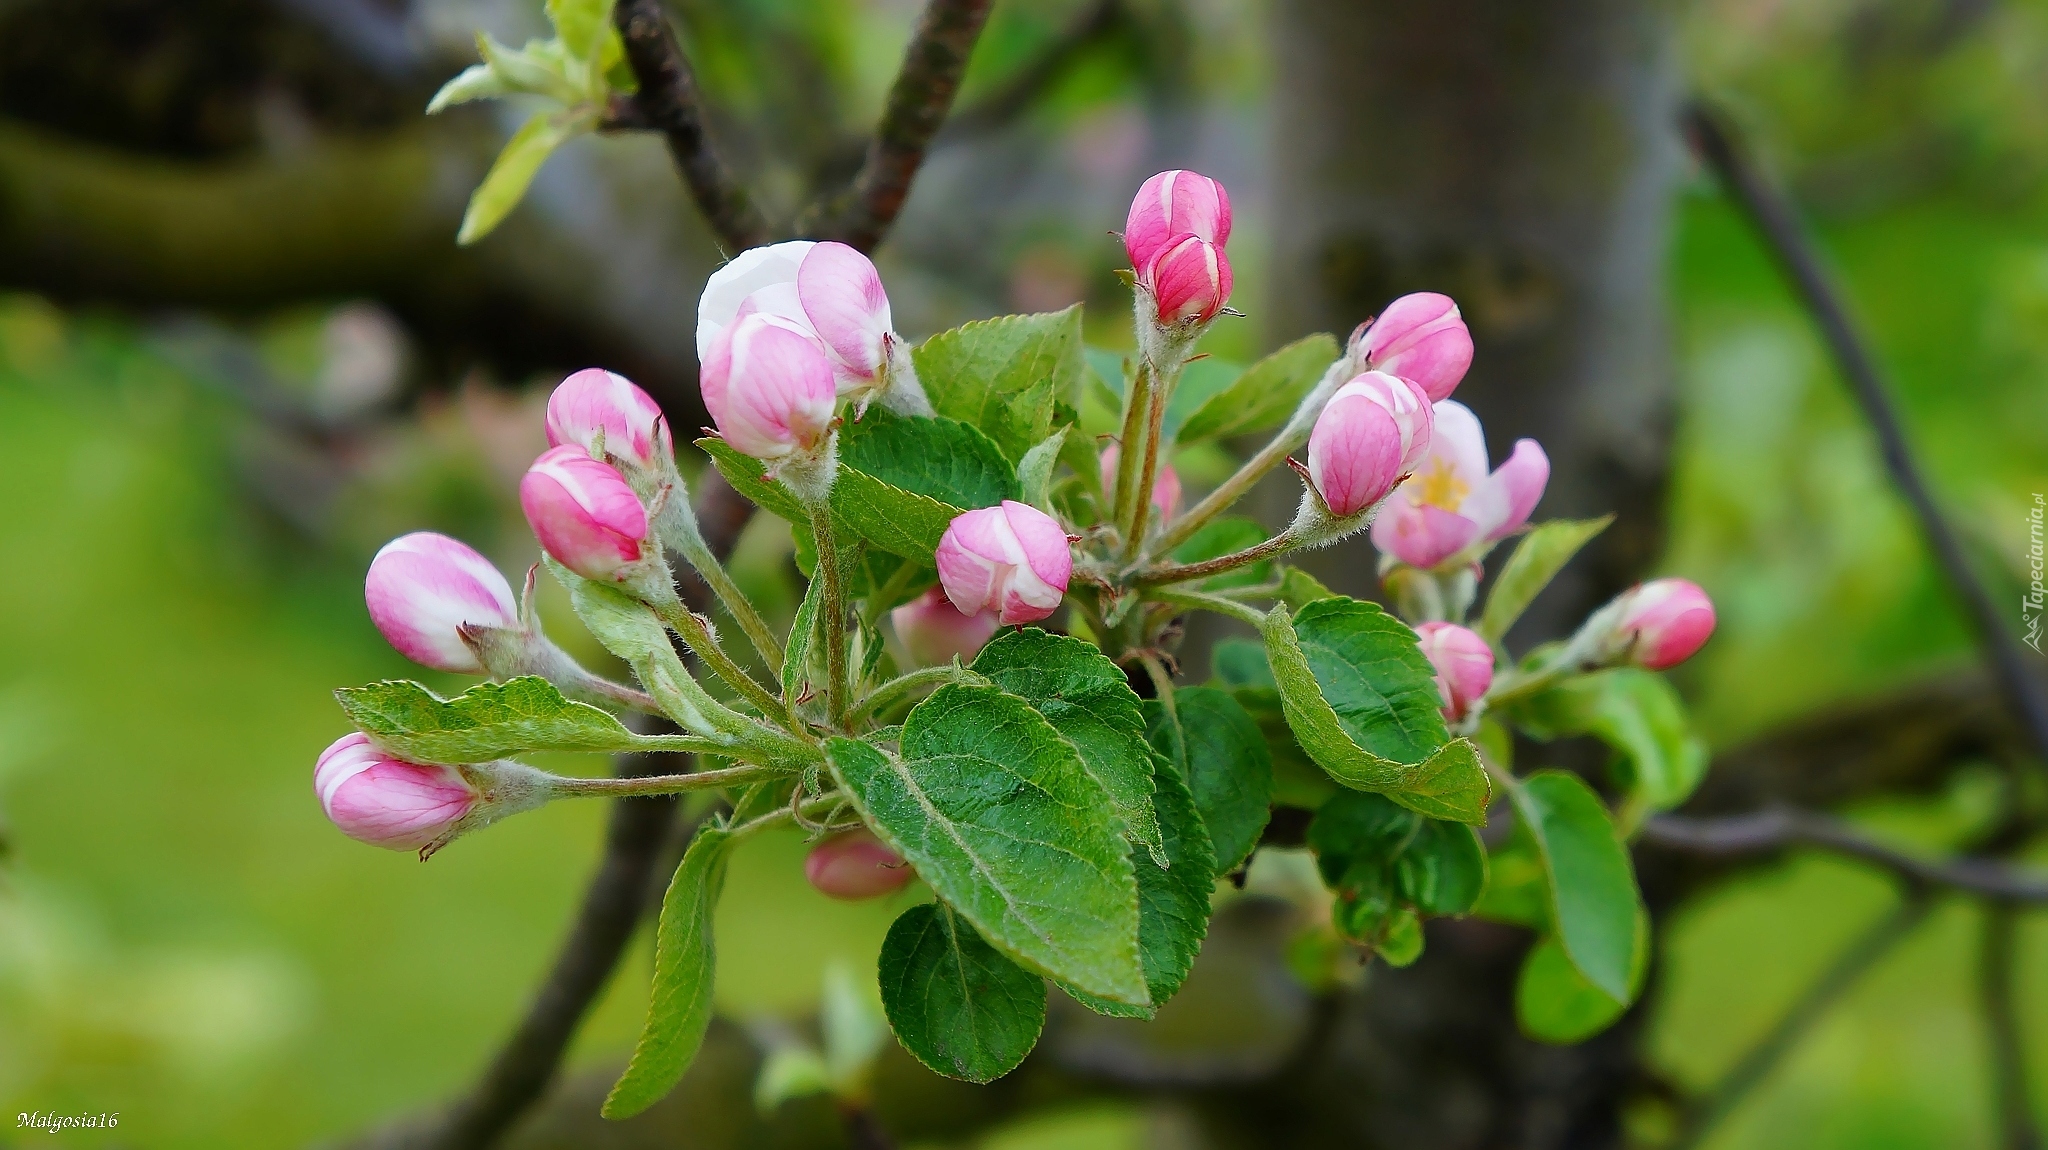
364;533;518;672
697;241;815;360
797;241;892;382
1370;500;1481;570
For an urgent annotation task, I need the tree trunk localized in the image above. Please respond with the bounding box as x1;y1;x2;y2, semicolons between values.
1266;0;1683;640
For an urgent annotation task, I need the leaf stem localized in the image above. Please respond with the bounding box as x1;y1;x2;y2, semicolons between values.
549;762;778;797
665;511;784;679
1134;528;1301;587
1110;357;1152;546
1122;358;1174;562
851;663;988;725
648;589;796;730
728;792;848;841
1136;652;1177;718
1147;587;1267;628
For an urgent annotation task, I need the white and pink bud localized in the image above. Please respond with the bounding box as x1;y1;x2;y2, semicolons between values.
1305;385;1414;519
544;368;672;473
697;240;916;402
891;586;1002;668
1141;233;1233;325
1098;444;1182;518
1371;400;1548;571
1124;169;1232;273
364;532;520;674
1414;622;1494;721
1359;293;1474;402
804;828;916;901
520;445;649;582
700;311;839;462
1603;579;1717;670
935;501;1074;626
315;732;480;852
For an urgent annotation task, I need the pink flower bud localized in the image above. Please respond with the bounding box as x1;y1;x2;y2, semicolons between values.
315;732;479;851
935;500;1074;626
1141;233;1233;325
1306;390;1409;518
696;241;817;361
364;532;520;673
1371;400;1549;570
1612;579;1716;669
1360;293;1474;402
804;828;916;901
891;586;1002;668
1098;444;1182;517
519;445;648;581
796;241;893;387
544;368;672;472
700;312;838;460
1125;169;1232;273
1414;622;1494;721
1330;370;1435;471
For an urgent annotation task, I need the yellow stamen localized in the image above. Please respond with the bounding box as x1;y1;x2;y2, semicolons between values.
1414;457;1469;510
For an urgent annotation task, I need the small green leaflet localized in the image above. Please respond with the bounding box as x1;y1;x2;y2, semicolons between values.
1277;566;1338;612
1260;602;1491;824
603;826;733;1118
1476;517;1612;642
1516;909;1650;1044
783;574;824;705
1016;426;1070;511
548;558;738;740
1144;688;1273;873
824;686;1147;1005
971;628;1165;865
334;676;706;764
1175;333;1341;445
457;111;588;245
1307;791;1485;957
697;437;806;522
1503;669;1708;812
913;308;1082;462
878;902;1047;1082
1505;771;1642;1003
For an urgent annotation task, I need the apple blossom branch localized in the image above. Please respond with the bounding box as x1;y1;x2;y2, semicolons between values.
1683;100;2048;767
1640;810;2048;903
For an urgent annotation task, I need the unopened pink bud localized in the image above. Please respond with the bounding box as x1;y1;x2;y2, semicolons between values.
796;241;893;387
1360;293;1474;402
1331;371;1435;474
519;445;648;581
935;500;1074;626
1306;390;1408;518
696;241;816;361
804;828;916;901
700;312;838;460
315;732;479;851
1098;444;1181;517
1142;233;1233;325
364;532;519;673
1125;169;1232;273
891;586;1001;668
1613;579;1716;670
1371;400;1548;571
1414;622;1494;720
545;368;671;472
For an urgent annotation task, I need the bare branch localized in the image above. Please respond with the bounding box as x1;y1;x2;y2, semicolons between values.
1642;810;2048;902
942;0;1124;138
826;0;996;252
1683;100;2048;767
613;0;770;253
1979;904;2045;1150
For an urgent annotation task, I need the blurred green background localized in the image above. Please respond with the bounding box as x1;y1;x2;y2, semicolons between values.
2;0;2046;1146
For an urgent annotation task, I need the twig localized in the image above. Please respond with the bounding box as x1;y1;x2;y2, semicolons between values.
826;0;996;252
423;478;755;1150
1980;904;2044;1150
613;0;770;253
941;0;1124;138
1669;894;1935;1150
1683;100;2048;767
1641;811;2048;903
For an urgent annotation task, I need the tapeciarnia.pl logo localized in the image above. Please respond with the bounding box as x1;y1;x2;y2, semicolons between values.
2026;493;2044;654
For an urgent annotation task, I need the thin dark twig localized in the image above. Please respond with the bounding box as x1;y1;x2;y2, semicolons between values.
826;0;996;252
1642;811;2048;902
1980;904;2044;1150
942;0;1124;138
612;0;770;252
1669;894;1935;1150
1682;101;2048;766
422;475;755;1150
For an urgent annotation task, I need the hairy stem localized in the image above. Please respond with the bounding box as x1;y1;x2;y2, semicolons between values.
1135;528;1301;587
1148;587;1267;628
852;663;988;725
1110;357;1153;545
649;590;797;730
549;762;777;797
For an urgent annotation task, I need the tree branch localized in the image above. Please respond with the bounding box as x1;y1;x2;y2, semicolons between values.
1979;904;2044;1150
825;0;995;252
420;474;756;1150
612;0;770;253
940;0;1124;139
1641;810;2048;903
1683;100;2048;767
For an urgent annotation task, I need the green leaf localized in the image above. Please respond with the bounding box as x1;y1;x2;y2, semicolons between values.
1210;637;1276;690
1307;792;1483;962
426;63;507;114
913;308;1082;462
830;470;962;563
1260;602;1491;823
1144;688;1273;873
1516;910;1649;1044
334;676;697;763
825;687;1147;1004
1471;837;1550;928
1506;771;1641;1002
878;902;1047;1083
696;437;807;522
970;629;1164;865
1017;426;1070;511
1176;334;1340;445
604;826;733;1118
783;573;824;704
1476;517;1612;642
1170;516;1272;591
1397;817;1489;916
546;0;610;62
841;408;1019;512
549;558;737;740
1089;352;1244;443
1503;669;1708;812
1278;566;1338;612
457;111;582;245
